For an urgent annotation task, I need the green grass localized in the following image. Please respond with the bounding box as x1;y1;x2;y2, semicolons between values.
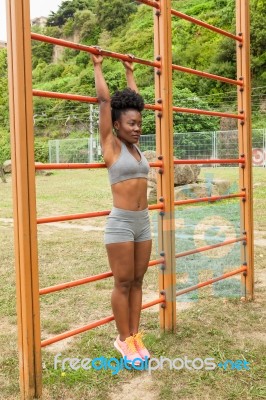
0;167;265;399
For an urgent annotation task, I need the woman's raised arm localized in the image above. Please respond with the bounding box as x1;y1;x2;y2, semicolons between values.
123;56;139;93
91;54;113;146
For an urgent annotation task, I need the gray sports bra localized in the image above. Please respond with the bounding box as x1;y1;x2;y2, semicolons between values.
108;141;150;185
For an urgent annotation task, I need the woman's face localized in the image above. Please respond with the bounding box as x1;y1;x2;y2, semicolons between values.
114;109;142;144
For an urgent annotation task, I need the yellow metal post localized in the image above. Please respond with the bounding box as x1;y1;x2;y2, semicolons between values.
236;0;254;300
154;0;176;331
6;0;42;398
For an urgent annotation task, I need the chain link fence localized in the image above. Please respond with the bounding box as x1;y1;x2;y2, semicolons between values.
48;128;266;166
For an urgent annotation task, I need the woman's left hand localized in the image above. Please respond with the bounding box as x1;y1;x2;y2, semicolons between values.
122;54;135;72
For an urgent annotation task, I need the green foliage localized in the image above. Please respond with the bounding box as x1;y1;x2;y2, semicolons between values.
46;0;94;27
31;26;61;69
95;0;137;32
0;129;10;165
62;19;74;37
0;49;9;128
42;64;65;81
73;10;100;43
1;0;266;140
75;52;90;68
34;139;49;163
250;0;266;85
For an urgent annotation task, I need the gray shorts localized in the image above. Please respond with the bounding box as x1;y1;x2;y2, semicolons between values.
104;207;151;245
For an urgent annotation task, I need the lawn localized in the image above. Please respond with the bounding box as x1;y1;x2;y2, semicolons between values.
0;167;265;400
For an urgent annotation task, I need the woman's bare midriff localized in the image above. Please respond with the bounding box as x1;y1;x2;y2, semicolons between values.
111;178;148;211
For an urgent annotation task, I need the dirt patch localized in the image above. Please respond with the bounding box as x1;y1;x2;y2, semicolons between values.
108;373;158;400
254;238;266;247
255;269;266;288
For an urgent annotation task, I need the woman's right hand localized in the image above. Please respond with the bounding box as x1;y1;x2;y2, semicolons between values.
91;49;103;66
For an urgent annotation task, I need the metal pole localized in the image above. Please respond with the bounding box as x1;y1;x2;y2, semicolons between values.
154;0;176;331
6;0;42;398
56;139;60;163
89;104;93;162
236;0;254;299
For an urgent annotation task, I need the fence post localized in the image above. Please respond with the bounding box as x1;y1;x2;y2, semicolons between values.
236;0;254;300
56;140;60;163
6;0;42;397
154;0;176;331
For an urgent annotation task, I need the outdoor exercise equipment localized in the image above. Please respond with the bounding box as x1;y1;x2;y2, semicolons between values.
6;0;253;398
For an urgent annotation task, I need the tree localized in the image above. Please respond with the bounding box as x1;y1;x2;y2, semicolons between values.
73;10;100;43
31;26;61;68
47;0;93;27
96;0;137;32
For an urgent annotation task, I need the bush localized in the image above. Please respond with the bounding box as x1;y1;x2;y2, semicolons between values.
0;129;11;166
34;139;49;163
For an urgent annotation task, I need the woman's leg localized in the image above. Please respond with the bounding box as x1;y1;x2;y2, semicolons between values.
106;241;135;341
129;239;152;334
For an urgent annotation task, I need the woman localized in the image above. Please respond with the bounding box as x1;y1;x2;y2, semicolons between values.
91;53;152;363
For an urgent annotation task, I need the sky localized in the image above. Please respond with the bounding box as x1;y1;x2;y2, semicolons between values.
0;0;63;41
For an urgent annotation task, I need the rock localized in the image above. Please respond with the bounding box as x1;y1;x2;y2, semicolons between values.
35;162;53;176
174;183;220;201
143;150;157;162
174;164;201;186
210;179;231;195
3;160;11;173
148;167;158;185
143;150;159;185
147;186;157;203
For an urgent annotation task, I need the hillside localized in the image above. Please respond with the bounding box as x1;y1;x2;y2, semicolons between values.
0;0;265;158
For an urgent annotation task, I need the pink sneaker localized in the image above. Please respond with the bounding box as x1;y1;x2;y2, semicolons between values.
133;332;150;360
114;335;142;365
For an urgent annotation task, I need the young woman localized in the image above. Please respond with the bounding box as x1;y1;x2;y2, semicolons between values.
91;53;152;363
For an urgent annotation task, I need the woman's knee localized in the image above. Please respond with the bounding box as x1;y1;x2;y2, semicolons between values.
132;276;144;289
114;278;134;294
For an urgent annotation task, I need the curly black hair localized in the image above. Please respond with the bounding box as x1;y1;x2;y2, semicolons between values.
111;87;144;124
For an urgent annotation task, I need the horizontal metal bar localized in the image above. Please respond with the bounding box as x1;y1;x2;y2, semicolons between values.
171;9;242;42
41;266;246;346
41;315;115;347
35;161;163;170
173;158;245;164
39;272;113;295
173;106;244;120
174;193;245;206
36;158;242;170
41;296;165;347
175;237;246;259
35;90;242;120
176;266;247;297
37;210;110;224
141;296;165;310
31;33;160;68
37;203;163;224
39;258;164;295
32;89;161;112
36;162;106;169
172;64;243;86
137;0;160;9
33;89;98;103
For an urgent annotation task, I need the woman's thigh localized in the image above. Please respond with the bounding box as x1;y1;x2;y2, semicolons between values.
134;240;152;279
106;241;135;282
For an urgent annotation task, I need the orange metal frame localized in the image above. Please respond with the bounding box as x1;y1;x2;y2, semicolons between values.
6;0;253;398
